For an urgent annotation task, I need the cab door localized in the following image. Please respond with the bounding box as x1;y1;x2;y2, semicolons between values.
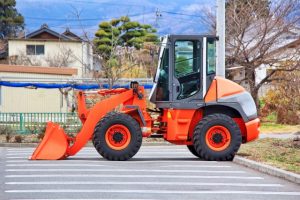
170;35;203;104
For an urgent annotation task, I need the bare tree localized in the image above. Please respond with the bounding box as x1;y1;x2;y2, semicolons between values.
9;46;75;68
98;43;139;88
9;50;42;66
59;87;73;110
70;8;157;88
45;46;75;67
201;0;300;105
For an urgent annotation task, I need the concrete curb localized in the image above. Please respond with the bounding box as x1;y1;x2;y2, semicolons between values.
0;142;172;148
233;156;300;185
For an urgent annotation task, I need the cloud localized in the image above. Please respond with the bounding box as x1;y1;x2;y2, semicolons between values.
182;4;203;13
181;2;215;14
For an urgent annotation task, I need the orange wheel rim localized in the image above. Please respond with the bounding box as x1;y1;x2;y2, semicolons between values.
105;124;131;150
205;125;231;151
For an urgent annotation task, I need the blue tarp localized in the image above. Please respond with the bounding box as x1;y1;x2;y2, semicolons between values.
0;81;153;90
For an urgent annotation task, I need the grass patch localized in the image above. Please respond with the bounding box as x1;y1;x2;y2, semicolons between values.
238;138;300;174
260;122;300;134
263;112;277;122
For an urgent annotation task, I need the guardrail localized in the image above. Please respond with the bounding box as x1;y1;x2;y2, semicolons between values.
0;112;81;134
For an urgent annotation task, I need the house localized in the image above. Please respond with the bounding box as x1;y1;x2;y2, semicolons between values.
8;24;93;78
0;64;81;133
0;64;78;113
228;28;300;97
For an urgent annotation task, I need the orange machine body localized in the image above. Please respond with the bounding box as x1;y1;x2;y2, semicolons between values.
31;87;149;160
204;77;260;143
30;77;259;160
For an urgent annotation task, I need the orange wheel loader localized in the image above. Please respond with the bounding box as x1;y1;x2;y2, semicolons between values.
30;35;260;161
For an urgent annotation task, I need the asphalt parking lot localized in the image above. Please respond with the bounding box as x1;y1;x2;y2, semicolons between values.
0;145;299;200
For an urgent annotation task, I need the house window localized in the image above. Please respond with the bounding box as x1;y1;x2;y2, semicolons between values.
26;45;44;55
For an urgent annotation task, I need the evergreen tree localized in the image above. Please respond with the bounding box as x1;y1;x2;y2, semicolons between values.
94;16;158;60
0;0;24;38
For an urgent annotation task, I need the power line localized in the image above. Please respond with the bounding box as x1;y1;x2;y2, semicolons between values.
63;0;151;8
160;11;205;18
24;11;155;22
19;0;151;8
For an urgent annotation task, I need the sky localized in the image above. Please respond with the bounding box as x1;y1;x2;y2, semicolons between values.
16;0;216;37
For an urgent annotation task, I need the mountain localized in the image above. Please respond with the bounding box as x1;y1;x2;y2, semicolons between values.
16;0;215;37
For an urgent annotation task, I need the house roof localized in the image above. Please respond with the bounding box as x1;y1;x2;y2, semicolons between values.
0;64;78;76
21;24;82;42
62;28;82;41
25;24;70;40
267;36;300;57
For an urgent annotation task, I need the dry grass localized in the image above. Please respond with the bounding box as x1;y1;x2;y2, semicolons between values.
238;138;300;174
0;134;40;143
260;122;300;134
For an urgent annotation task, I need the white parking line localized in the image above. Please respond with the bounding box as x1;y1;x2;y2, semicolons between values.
6;164;232;168
7;149;188;152
5;168;245;173
10;199;157;200
6;153;190;159
6;160;219;164
6;164;107;167
6;157;30;159
5;189;300;195
5;181;283;187
6;152;190;156
6;155;193;159
11;199;157;200
159;165;231;168
6;155;191;158
5;174;263;179
5;160;227;168
7;147;186;151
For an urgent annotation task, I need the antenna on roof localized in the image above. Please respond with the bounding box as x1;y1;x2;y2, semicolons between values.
41;24;49;29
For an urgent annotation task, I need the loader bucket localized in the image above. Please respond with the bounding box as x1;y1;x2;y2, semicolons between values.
30;122;69;160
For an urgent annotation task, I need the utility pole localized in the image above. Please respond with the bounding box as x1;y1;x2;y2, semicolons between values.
155;8;162;28
216;0;226;78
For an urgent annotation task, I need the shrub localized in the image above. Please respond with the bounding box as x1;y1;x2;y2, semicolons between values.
14;135;23;143
37;132;44;140
260;71;300;125
0;126;16;143
0;126;15;135
6;134;11;143
38;125;47;134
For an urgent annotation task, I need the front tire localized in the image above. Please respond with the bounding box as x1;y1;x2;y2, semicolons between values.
187;145;202;158
93;112;142;161
193;114;242;161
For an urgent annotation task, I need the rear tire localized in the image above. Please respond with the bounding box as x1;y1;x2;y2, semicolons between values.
193;114;242;161
93;112;142;161
187;145;202;158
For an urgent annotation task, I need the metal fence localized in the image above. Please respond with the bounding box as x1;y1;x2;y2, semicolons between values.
0;113;82;134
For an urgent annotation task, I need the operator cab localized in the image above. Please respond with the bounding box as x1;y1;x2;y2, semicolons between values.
149;35;217;108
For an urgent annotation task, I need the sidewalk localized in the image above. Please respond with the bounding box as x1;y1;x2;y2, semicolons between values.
259;132;299;139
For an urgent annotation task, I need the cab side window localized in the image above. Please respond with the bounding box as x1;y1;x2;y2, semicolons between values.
156;48;169;101
174;40;201;99
207;38;216;74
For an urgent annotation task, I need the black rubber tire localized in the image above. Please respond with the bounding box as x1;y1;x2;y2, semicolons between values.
92;112;115;148
93;112;142;161
193;114;242;161
187;145;203;158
